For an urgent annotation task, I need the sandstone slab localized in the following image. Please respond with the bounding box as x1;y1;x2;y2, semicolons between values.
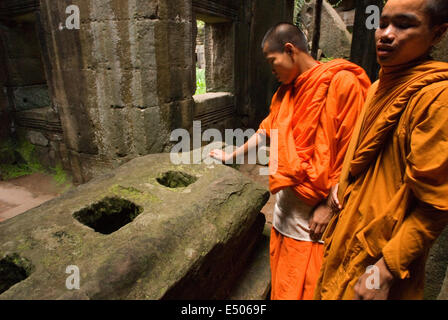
0;151;269;299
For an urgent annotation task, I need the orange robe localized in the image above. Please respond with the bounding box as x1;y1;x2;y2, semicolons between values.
259;59;371;299
315;60;448;300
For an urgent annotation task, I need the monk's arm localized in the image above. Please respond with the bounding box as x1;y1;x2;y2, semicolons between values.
329;71;368;185
382;203;448;280
382;98;448;279
321;71;367;212
209;131;267;163
309;71;368;237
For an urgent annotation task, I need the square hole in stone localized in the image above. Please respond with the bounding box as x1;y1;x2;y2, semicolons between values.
156;171;198;188
0;253;34;295
73;197;143;235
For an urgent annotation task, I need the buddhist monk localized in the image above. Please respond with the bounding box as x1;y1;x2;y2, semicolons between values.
209;23;370;300
314;0;448;300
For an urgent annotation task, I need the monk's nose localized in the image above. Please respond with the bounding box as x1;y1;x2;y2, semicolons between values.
379;25;395;43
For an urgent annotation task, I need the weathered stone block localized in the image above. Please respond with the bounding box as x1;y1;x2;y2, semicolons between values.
300;0;352;59
204;22;234;92
229;224;271;300
137;67;159;108
4;58;47;86
0;152;269;299
157;65;195;103
153;20;194;69
133;20;157;69
80;0;158;23
10;85;51;111
193;92;234;116
157;0;192;21
1;22;41;59
26;130;49;147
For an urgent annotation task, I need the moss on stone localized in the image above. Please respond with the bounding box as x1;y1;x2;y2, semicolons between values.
73;197;143;235
0;137;71;189
109;184;160;203
109;184;143;197
156;171;198;188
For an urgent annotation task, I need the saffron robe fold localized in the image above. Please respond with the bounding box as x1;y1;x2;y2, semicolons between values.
270;227;324;300
315;60;448;300
259;59;371;206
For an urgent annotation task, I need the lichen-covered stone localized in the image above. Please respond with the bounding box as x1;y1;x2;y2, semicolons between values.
0;152;269;299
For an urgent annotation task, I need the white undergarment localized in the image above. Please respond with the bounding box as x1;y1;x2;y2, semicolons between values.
273;187;324;243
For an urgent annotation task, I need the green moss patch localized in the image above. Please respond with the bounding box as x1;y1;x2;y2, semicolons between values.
156;171;198;189
0;137;71;190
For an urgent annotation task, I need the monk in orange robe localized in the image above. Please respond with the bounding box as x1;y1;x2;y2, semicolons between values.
210;23;370;300
314;0;448;300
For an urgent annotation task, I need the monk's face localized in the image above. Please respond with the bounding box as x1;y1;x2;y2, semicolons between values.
263;42;300;84
375;0;445;66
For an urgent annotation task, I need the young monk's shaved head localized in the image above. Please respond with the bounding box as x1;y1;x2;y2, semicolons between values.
426;0;448;27
261;23;308;54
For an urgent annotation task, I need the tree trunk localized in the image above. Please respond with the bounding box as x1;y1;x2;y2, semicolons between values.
350;0;384;82
311;0;323;59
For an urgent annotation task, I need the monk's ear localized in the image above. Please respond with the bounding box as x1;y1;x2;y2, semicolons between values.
432;23;448;46
284;43;295;56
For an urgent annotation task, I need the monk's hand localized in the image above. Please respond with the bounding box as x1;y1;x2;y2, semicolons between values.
353;257;394;300
309;202;333;241
209;149;233;163
327;184;342;213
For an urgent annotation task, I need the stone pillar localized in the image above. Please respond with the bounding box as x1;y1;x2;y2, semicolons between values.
204;22;234;93
37;0;195;183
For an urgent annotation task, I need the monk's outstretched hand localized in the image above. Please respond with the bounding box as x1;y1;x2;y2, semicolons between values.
353;257;394;300
209;149;233;163
309;202;333;241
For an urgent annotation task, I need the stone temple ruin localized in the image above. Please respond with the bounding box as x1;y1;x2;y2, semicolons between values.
1;0;448;300
0;0;293;184
0;0;292;300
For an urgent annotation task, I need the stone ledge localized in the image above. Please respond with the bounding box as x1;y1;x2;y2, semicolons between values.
14;106;62;133
193;92;235;129
193;0;238;21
